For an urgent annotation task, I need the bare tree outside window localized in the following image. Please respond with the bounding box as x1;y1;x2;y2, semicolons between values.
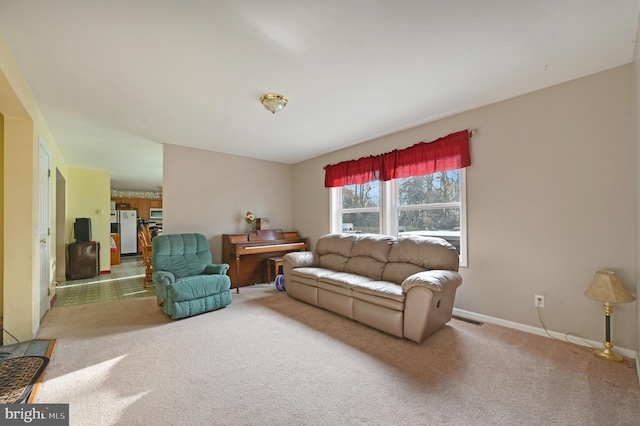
397;171;461;252
342;182;379;208
340;181;380;233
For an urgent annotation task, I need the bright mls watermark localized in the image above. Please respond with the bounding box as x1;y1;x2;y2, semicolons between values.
0;404;68;425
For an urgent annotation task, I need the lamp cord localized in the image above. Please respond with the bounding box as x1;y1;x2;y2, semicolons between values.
536;306;634;369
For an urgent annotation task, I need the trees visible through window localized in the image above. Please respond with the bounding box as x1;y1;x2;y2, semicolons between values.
332;169;466;265
396;170;462;254
339;181;381;234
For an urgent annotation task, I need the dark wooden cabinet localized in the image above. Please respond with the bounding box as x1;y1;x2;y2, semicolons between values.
67;241;100;280
137;199;150;219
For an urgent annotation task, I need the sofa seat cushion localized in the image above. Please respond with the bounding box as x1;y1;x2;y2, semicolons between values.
318;271;375;298
319;271;374;290
170;276;230;302
290;267;337;287
317;280;352;297
352;281;405;311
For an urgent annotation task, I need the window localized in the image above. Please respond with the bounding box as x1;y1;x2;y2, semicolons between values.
331;169;467;266
334;180;381;234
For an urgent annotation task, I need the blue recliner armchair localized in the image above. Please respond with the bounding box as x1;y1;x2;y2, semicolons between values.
152;233;232;319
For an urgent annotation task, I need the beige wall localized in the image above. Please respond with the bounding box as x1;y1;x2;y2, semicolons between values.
293;65;637;351
162;144;294;263
1;32;69;340
66;167;111;272
3;116;36;339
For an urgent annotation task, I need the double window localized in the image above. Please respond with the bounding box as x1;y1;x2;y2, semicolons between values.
330;169;467;266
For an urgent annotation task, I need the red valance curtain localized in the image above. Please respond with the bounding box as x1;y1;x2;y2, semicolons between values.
324;130;471;188
322;155;381;187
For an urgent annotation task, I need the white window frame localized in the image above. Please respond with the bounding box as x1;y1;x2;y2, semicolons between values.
330;181;383;234
331;169;467;267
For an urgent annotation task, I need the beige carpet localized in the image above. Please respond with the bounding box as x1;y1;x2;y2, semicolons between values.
35;285;640;425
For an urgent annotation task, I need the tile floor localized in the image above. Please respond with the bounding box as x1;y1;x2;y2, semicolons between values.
54;256;156;307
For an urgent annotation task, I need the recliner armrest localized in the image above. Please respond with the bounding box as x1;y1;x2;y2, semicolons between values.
152;270;176;286
401;270;462;294
283;251;319;268
204;263;230;275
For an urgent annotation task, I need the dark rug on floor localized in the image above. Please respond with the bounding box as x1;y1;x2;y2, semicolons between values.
0;356;49;404
0;339;56;403
0;339;55;361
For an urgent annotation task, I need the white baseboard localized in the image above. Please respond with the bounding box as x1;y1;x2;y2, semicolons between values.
452;308;638;360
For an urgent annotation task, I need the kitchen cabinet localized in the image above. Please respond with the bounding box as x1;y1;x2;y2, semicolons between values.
111;197;162;219
112;198;131;210
127;199;140;212
137;199;150;219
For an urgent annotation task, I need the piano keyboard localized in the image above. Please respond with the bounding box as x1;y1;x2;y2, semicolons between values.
240;243;305;251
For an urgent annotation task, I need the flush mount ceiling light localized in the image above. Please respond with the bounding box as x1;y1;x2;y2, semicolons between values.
260;93;288;114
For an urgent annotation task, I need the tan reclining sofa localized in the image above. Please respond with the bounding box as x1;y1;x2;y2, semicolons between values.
283;233;463;343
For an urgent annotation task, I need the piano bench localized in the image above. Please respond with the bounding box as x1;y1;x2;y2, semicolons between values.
267;257;283;283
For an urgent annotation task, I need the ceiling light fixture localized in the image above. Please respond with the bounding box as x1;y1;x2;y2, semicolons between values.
260;93;288;114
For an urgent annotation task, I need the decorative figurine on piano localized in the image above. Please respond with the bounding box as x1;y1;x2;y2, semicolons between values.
244;211;255;233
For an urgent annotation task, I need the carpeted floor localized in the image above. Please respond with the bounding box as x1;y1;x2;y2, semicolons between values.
35;285;640;425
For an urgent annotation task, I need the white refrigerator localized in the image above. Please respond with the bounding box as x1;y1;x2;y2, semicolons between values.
110;210;138;255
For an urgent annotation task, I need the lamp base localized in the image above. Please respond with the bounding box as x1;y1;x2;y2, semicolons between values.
594;342;624;362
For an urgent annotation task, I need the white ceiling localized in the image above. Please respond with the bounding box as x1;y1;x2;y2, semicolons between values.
1;1;638;191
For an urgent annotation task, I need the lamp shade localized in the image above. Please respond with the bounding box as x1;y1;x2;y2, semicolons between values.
584;270;636;303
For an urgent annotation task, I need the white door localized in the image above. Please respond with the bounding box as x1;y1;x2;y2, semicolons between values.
38;143;51;320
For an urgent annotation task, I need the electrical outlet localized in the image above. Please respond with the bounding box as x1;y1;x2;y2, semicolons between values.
535;295;545;308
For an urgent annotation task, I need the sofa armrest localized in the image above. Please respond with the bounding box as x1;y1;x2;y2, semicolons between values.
401;270;462;294
204;263;230;275
283;251;319;268
152;270;176;286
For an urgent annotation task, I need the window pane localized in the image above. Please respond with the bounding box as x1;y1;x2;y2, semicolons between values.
398;208;460;232
398;171;460;206
342;212;380;234
342;182;380;209
398;208;460;252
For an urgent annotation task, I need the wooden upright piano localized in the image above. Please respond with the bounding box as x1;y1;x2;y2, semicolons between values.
222;230;309;292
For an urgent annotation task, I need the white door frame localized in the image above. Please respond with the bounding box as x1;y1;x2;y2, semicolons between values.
38;140;51;320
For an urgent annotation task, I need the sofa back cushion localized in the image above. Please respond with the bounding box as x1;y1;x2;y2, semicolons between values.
382;236;459;283
344;234;394;280
316;234;356;272
152;233;212;279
